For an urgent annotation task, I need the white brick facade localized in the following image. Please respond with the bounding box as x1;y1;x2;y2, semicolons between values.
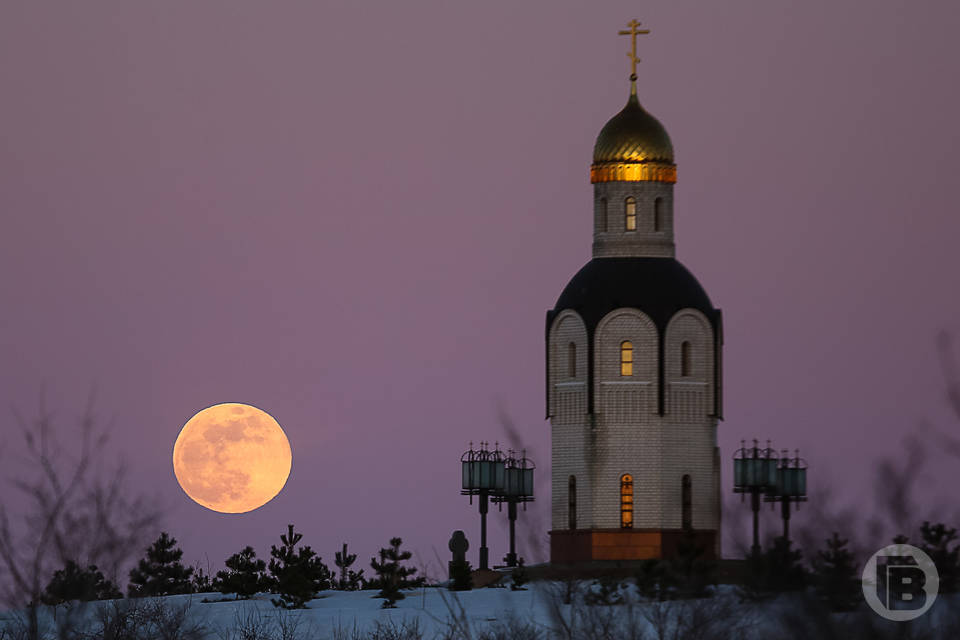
548;306;720;536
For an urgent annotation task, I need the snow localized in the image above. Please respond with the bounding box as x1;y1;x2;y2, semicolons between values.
4;583;959;639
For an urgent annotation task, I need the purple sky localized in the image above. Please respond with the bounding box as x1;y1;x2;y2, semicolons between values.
3;1;960;576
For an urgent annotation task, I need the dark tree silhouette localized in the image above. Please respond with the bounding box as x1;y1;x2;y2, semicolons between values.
192;565;213;594
216;546;266;599
333;542;364;591
919;521;960;593
448;558;473;591
41;560;121;604
810;532;860;611
510;557;528;591
268;524;331;609
369;537;423;608
127;532;194;597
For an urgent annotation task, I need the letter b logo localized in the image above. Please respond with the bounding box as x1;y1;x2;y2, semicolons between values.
863;544;938;621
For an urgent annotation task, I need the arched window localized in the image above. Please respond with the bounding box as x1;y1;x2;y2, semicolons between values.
620;341;633;377
625;197;637;231
682;474;692;530
567;342;577;378
568;475;577;530
600;197;608;233
620;474;634;529
681;341;691;377
654;197;663;231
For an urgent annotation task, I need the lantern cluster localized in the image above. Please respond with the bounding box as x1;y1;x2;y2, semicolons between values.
461;443;535;502
767;450;808;501
733;440;779;495
461;441;505;499
732;439;809;552
494;450;536;504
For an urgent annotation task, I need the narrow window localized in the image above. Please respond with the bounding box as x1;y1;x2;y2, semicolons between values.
654;197;663;231
567;342;577;378
625;197;637;231
620;341;633;377
600;198;608;233
620;474;634;529
568;475;577;530
681;341;691;377
682;474;692;530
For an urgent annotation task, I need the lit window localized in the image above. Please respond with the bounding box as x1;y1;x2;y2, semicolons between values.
600;198;608;233
654;197;663;231
568;475;577;530
620;341;633;377
620;474;633;529
625;197;637;231
682;474;692;530
681;341;691;377
567;342;577;378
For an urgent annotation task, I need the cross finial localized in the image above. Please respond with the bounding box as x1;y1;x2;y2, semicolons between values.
618;19;650;93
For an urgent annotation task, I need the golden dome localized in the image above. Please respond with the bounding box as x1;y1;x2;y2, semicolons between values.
591;90;676;184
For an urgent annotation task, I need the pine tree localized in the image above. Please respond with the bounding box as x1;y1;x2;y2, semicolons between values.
42;561;122;604
634;559;672;601
334;543;365;590
216;546;267;599
370;537;423;608
811;532;860;611
192;564;213;593
919;521;960;593
449;559;473;591
667;530;716;598
127;532;194;597
268;524;331;609
510;558;528;591
739;537;805;601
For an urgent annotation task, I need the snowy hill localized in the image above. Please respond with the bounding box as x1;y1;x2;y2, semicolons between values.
3;583;960;639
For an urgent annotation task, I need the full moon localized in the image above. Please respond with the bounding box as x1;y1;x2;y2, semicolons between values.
172;403;292;514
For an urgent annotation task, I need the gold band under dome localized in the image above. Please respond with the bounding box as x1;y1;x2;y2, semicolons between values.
590;161;677;184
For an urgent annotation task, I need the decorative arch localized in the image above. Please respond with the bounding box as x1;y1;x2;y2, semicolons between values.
594;309;658;421
594;308;658;383
664;309;713;381
654;197;663;231
547;310;588;419
599;197;608;233
664;309;715;417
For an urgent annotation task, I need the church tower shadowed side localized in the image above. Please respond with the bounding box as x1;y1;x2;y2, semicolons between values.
546;22;723;564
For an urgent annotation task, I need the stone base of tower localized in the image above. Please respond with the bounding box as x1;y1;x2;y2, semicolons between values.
549;529;718;564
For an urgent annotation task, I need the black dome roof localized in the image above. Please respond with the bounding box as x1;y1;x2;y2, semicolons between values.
548;257;717;334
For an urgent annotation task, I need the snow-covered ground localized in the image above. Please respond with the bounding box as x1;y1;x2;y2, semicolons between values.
188;586;543;636
3;584;959;639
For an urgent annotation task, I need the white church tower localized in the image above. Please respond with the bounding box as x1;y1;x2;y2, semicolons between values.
547;23;722;563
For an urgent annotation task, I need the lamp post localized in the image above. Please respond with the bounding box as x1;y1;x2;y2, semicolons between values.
492;449;535;568
765;449;808;543
460;442;504;571
733;440;778;557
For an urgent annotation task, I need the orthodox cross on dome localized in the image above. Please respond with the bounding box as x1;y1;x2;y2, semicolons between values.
618;19;650;86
